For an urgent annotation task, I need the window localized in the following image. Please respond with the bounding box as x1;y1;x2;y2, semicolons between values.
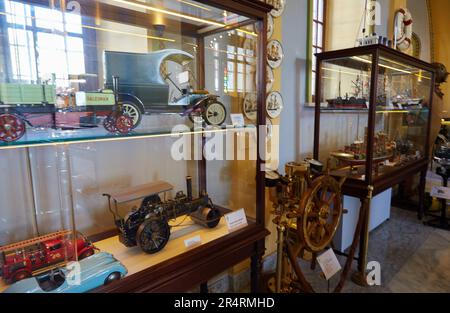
3;0;85;86
209;30;256;95
309;0;326;102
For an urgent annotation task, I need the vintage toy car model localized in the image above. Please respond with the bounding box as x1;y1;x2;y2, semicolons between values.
0;230;96;284
4;252;127;293
103;49;227;128
103;176;222;254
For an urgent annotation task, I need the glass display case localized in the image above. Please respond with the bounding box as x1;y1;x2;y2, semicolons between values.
0;0;271;293
313;44;436;286
313;45;435;198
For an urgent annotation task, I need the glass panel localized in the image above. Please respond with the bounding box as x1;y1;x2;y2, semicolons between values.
4;0;32;26
318;0;324;23
313;22;317;46
204;22;259;220
313;0;318;20
317;23;323;48
35;6;64;31
373;54;432;178
0;0;256;148
317;54;372;182
0;0;260;292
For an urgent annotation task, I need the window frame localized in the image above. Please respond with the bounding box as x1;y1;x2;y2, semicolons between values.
307;0;327;104
2;0;85;85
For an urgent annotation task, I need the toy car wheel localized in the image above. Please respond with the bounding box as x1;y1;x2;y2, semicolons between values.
79;249;94;260
205;207;222;229
0;114;26;142
104;272;121;285
136;218;171;254
122;101;142;129
203;101;227;126
115;115;133;134
12;270;31;283
103;114;117;133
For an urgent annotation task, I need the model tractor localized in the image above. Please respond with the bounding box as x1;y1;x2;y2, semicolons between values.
103;176;222;254
102;49;227;128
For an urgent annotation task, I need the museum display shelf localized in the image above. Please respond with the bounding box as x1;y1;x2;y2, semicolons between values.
0;124;257;150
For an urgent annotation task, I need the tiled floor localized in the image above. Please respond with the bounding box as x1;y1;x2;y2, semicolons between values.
299;207;450;293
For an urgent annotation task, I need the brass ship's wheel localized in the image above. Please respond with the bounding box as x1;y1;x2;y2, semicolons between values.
297;175;343;253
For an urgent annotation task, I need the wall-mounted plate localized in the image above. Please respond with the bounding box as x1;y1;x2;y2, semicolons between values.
269;0;286;18
267;39;284;69
266;91;283;119
243;93;257;121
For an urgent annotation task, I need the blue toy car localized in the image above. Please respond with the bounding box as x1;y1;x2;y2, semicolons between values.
4;252;127;293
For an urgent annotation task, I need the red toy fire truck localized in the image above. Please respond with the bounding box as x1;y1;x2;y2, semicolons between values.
0;230;96;284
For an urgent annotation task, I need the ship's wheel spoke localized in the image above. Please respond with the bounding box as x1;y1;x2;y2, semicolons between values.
326;192;337;206
321;187;329;202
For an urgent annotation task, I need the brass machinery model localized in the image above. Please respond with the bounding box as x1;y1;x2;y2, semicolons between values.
266;160;354;293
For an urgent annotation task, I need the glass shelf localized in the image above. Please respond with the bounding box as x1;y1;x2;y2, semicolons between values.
0;123;256;150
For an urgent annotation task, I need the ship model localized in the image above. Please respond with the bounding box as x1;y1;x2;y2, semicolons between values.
327;72;368;109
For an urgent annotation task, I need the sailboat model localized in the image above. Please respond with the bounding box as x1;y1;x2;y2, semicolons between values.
327;72;368;109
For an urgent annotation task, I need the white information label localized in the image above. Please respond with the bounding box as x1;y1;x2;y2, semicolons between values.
184;235;201;248
230;114;245;127
224;209;248;232
431;186;450;200
317;248;342;281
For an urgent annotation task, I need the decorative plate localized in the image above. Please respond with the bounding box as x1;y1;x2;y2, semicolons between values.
267;66;274;92
267;14;274;39
266;91;283;119
269;0;286;18
243;93;258;121
267;39;284;69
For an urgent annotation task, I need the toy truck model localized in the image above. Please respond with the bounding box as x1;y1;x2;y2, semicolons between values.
0;230;96;284
103;176;222;254
0;82;56;142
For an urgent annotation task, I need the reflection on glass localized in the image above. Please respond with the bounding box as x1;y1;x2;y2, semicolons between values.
0;0;258;147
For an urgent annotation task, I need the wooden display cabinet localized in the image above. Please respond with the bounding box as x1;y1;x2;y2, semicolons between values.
94;0;273;293
0;0;272;293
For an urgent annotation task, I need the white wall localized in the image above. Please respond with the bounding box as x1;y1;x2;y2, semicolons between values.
407;0;431;62
279;0;310;168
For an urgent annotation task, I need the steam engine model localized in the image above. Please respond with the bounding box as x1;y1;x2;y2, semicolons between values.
103;176;222;254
